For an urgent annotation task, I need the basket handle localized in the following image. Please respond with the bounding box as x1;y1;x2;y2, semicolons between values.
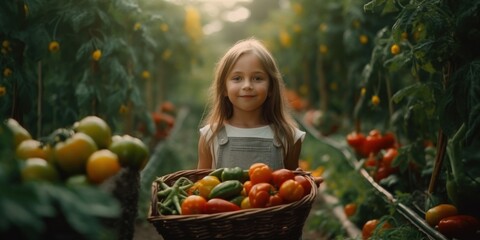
294;168;323;188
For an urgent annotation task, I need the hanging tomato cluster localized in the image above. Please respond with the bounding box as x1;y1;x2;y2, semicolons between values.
155;163;314;215
346;129;396;158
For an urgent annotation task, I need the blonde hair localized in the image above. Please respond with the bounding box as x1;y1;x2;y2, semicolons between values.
201;38;298;155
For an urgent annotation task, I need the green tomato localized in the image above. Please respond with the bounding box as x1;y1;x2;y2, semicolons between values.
108;135;149;170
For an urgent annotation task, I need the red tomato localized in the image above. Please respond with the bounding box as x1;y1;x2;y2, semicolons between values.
381;148;398;168
374;167;391;182
346;131;366;149
425;204;458;227
294;175;312;195
364;153;377;168
248;182;276;208
437;215;480;239
278;179;304;203
381;132;396;149
243;180;253;196
205;198;241;213
181;195;207;215
363;130;384;156
271;169;295;188
266;193;283;207
248;163;273;185
344;203;357;217
362;219;392;240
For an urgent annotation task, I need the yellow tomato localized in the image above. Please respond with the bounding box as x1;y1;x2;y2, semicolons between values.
16;139;51;161
5;118;32;148
390;44;400;55
73;116;112;149
54;132;98;176
49;41;60;53
21;158;60;182
425;204;458;227
86;149;121;184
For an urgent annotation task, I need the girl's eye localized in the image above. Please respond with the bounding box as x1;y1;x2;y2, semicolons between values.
253;76;264;81
232;76;242;81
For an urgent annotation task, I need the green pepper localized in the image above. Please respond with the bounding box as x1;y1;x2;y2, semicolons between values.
208;180;243;200
208;168;224;179
229;195;246;207
221;167;249;183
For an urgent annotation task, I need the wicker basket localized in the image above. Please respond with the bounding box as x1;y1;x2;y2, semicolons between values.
147;169;319;240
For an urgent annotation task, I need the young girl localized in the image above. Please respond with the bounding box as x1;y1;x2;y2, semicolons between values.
197;38;305;171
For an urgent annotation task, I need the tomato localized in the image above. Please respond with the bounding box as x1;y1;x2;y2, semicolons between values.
294;175;312;195
248;182;276;208
54;132;98;176
380;132;396;149
188;175;221;199
16;139;52;161
109;134;149;170
242;180;253;196
5;118;32;147
425;204;458;227
362;219;392;240
266;193;284;207
86;149;121;184
364;153;377;168
73;116;112;149
346;131;365;150
240;196;251;209
205;198;241;213
278;179;305;203
344;203;357;217
437;215;480;239
271;169;295;188
21;158;60;182
181;195;207;214
248;163;272;185
92;49;102;61
363;130;384;156
381;148;398;168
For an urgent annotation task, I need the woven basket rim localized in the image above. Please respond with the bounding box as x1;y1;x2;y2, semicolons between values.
147;168;319;222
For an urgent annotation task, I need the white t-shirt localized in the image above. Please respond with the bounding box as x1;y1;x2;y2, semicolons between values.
199;124;306;167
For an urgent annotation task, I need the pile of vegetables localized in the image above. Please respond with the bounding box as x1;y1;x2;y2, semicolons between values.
154;163;315;215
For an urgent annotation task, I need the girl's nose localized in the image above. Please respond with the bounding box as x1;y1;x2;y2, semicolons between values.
242;79;253;90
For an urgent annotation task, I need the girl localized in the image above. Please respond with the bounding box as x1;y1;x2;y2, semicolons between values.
197;38;305;171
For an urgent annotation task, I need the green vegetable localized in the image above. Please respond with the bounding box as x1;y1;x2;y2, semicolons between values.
221;167;249;183
229;195;245;207
155;177;193;215
208;180;243;200
208;168;224;179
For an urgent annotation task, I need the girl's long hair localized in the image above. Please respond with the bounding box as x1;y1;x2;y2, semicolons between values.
200;38;298;155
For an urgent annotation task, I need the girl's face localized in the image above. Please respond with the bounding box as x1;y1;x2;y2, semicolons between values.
225;53;270;115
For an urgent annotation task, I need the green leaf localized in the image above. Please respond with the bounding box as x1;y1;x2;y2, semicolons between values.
70;10;95;33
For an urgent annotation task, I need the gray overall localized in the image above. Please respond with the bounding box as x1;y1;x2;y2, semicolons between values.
216;126;284;170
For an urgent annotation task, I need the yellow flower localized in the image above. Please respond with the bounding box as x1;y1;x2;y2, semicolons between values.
279;30;292;48
92;49;102;61
119;104;129;115
371;95;380;106
292;3;303;15
184;6;202;43
359;35;368;45
319;23;328;32
160;23;169;32
133;23;142;31
3;68;12;77
0;85;6;97
361;87;366;96
142;70;151;79
162;49;172;60
49;41;60;53
319;44;328;55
